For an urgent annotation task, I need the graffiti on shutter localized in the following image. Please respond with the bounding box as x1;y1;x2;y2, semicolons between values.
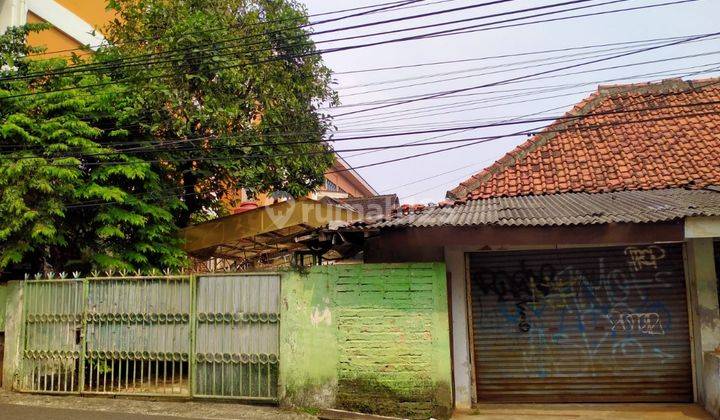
469;244;692;402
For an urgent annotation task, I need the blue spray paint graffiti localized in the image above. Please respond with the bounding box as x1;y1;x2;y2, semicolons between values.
471;245;689;383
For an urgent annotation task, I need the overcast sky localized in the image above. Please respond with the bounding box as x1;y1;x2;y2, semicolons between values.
301;0;719;203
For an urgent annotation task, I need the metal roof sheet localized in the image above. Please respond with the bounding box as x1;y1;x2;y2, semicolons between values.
368;188;720;228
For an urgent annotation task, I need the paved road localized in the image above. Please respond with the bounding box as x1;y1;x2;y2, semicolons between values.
0;404;210;420
0;404;212;420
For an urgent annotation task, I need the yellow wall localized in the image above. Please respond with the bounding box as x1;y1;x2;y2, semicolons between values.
54;0;115;27
324;171;366;198
26;0;115;56
26;12;80;56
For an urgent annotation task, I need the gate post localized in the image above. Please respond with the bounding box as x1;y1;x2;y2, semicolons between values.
78;278;88;393
2;281;23;390
189;274;197;397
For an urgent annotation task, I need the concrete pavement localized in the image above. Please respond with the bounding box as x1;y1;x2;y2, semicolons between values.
456;403;713;420
0;389;713;420
0;389;312;419
0;403;212;420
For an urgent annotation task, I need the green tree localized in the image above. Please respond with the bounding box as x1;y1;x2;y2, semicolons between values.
0;0;337;276
0;25;187;277
100;0;337;226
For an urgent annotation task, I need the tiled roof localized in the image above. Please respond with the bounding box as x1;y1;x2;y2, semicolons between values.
449;78;720;200
362;188;720;228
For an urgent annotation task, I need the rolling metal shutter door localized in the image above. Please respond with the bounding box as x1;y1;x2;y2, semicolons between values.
468;244;692;403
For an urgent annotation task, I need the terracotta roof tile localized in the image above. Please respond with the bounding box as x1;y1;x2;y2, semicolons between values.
448;78;720;200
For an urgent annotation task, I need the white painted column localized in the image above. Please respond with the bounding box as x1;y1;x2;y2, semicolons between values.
444;247;474;410
0;0;28;34
26;0;105;47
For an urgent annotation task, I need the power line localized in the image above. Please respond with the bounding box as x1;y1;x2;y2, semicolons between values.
332;33;707;76
46;99;720;210
336;45;720;99
333;30;719;117
18;72;720;210
58;107;720;209
330;58;720;111
2;65;719;155
337;38;685;91
0;0;686;97
4;99;719;167
27;0;430;58
333;61;720;126
6;0;521;83
3;61;719;156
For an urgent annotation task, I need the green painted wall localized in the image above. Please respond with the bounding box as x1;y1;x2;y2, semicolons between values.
0;283;6;332
280;263;452;419
279;268;339;407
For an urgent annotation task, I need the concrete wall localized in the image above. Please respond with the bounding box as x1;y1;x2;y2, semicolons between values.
444;248;474;411
685;238;720;410
279;269;339;408
703;353;720;417
0;284;6;332
280;264;453;419
2;281;22;390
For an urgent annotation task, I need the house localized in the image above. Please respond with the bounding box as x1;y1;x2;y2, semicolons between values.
341;77;720;414
0;0;109;55
232;156;379;213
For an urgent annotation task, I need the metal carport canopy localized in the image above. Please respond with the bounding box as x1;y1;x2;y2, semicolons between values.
180;198;359;260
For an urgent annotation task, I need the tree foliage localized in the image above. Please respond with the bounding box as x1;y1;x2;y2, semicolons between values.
0;0;336;277
0;25;187;276
100;0;337;226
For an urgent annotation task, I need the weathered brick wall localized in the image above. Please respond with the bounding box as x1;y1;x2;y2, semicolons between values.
333;264;451;419
280;263;452;419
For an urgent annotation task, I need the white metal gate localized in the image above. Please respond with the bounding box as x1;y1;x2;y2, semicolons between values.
19;273;280;401
194;274;280;400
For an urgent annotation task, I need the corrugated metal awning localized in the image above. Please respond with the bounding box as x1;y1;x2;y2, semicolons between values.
362;188;720;229
181;198;359;264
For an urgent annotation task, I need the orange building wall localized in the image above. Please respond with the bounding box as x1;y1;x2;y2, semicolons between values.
324;171;366;198
54;0;115;27
26;0;115;56
26;12;79;55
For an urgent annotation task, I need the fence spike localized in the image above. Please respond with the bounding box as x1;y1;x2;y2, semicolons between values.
47;271;55;280
133;269;143;277
34;273;42;280
90;270;100;278
72;271;81;279
24;273;29;280
59;272;67;279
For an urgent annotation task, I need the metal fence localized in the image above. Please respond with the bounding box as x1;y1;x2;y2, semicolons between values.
18;273;279;401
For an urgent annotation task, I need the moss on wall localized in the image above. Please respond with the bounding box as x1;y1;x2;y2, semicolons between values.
280;264;452;419
337;376;452;419
279;269;338;408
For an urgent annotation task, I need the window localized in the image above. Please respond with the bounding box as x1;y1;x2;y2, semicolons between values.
325;178;338;192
